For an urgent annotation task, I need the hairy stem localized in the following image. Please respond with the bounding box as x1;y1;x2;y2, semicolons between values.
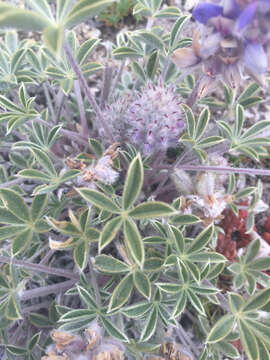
20;279;76;301
64;42;112;141
179;164;270;176
100;65;113;108
42;82;56;123
0;178;23;188
74;79;89;138
0;256;79;280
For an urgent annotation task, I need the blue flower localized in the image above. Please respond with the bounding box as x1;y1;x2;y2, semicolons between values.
244;42;268;73
236;1;258;30
192;3;223;24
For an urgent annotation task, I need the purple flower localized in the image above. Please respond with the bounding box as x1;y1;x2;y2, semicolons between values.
192;3;223;24
172;0;270;93
236;1;258;30
244;42;268;73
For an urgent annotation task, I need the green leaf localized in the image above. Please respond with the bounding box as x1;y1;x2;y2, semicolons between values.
144;257;164;271
0;207;24;224
74;241;88;271
251;257;270;271
196;107;210;140
243;120;270;139
238;83;260;102
188;224;214;254
5;295;22;320
113;47;142;59
238;320;259;360
108;274;133;312
207;314;235;343
243;288;270;312
99;216;122;252
146;50;159;79
31;148;56;176
129;201;176;219
137;31;164;50
100;316;129;342
182;104;195;139
0;225;25;241
26;0;54;20
197;136;224;148
187;289;205;315
133;270;151;299
12;228;33;256
60;309;96;323
170;15;190;49
0;95;23;112
77;38;100;65
65;0;115;28
88;138;103;158
156;282;181;294
11;48;26;73
43;24;64;57
123;154;143;210
169;214;201;225
6;346;26;356
140;306;158;342
77;188;121;213
95;255;130;274
234;104;244;137
0;188;30;223
0;5;51;31
122;302;153;318
215;341;239;359
31;194;48;222
155;6;182;18
170;225;184;254
77;286;97;309
124;218;144;267
132;61;146;83
172;290;187;318
245;318;270;345
28;312;54;327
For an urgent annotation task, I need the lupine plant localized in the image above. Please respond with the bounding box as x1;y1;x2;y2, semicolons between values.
0;0;270;359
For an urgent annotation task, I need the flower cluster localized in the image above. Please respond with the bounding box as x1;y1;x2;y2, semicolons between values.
42;321;124;360
172;0;270;94
100;81;185;156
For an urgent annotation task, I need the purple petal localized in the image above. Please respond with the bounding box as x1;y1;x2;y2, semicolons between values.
244;42;267;74
223;0;241;19
192;3;223;24
236;2;257;30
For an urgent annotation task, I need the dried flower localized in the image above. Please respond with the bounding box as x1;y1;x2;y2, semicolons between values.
100;80;185;156
172;0;270;94
173;156;233;223
44;323;125;360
